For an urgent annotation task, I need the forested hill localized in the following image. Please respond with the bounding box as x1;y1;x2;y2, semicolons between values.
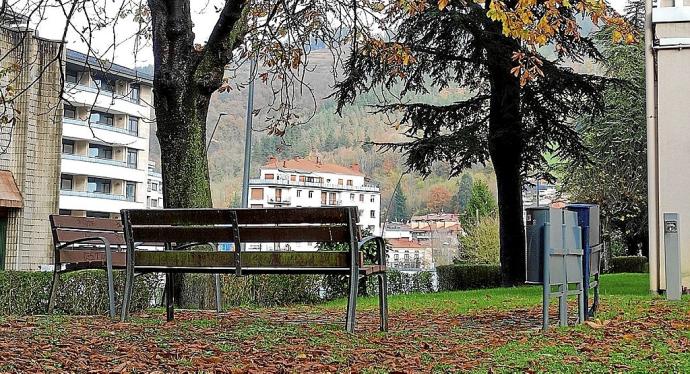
146;49;497;220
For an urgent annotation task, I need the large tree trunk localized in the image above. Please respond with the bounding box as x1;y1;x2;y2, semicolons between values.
485;24;527;286
148;0;247;306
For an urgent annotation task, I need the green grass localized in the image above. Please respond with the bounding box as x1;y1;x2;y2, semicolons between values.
323;272;653;313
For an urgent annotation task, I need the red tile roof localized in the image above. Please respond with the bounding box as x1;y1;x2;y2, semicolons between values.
262;157;365;176
387;238;428;249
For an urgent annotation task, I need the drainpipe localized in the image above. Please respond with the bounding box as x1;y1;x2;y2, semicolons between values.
645;0;660;294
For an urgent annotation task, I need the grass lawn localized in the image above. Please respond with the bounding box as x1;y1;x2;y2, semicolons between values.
2;273;689;373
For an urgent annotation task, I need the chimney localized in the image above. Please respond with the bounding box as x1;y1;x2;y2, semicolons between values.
316;156;321;165
283;160;287;167
351;163;361;173
268;156;277;164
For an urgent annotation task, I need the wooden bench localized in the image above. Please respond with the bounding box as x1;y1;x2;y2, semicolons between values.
119;206;388;332
48;215;126;318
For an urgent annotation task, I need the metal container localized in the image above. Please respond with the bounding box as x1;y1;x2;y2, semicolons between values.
525;206;550;284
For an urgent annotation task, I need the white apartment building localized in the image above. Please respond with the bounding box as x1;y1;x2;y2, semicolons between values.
59;50;153;219
147;161;164;209
248;156;381;250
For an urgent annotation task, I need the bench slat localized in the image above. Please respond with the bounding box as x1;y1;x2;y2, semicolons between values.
54;229;127;246
130;226;351;243
125;207;356;226
57;249;126;268
133;251;350;269
51;215;123;231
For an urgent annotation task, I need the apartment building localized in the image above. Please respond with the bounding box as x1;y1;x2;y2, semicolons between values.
387;238;434;272
59;50;153;219
0;15;62;270
147;161;163;209
409;213;461;266
248;156;381;250
646;0;690;292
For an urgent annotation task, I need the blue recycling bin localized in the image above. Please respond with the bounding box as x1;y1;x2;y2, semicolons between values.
566;204;601;319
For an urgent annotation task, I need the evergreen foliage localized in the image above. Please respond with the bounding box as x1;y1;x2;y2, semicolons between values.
464;180;498;226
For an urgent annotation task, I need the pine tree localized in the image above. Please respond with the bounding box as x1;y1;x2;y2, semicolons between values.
335;1;610;284
390;188;409;222
464;180;498;226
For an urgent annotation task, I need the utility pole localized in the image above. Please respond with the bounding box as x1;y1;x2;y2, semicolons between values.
241;58;257;208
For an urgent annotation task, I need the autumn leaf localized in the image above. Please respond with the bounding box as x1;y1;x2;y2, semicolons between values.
439;0;449;10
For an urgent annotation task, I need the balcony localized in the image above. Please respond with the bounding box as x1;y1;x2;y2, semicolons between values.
64;117;139;137
62;153;134;168
59;189;144;213
60;189;125;201
267;197;291;205
249;178;379;192
321;200;343;207
64;83;150;118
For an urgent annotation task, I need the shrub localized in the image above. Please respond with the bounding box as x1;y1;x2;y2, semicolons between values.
458;215;500;265
608;256;648;273
437;264;501;291
179;274;323;309
0;270;158;316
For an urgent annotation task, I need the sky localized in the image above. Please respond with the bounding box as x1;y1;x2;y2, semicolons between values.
27;0;631;70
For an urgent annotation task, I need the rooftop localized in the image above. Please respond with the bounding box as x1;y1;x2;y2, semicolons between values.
410;213;460;223
387;238;429;249
262;156;365;177
66;49;153;84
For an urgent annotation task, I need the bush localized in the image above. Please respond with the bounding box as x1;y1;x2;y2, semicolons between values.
608;256;648;273
179;274;323;309
0;270;158;316
437;264;501;291
458;215;500;265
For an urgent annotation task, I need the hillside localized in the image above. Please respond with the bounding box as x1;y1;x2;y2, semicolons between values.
147;49;498;219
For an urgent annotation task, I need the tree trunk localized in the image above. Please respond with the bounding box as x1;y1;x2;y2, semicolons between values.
485;25;527;286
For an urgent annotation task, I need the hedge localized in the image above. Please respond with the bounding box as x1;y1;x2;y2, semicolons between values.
608;256;648;273
437;264;502;291
0;270;158;316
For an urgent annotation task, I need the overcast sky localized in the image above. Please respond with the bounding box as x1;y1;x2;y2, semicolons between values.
29;0;630;69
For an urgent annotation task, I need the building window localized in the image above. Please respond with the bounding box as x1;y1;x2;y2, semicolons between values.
92;74;114;92
89;111;114;126
128;117;139;136
86;211;111;219
338;179;343;185
370;210;376;218
88;144;113;159
151;182;158;192
321;191;327;205
370;195;375;203
265;173;274;180
329;192;337;205
308;191;314;198
299;176;306;182
87;177;111;194
126;182;136;201
290;175;296;181
250;188;264;200
62;139;75;155
127;149;138;168
394;254;399;260
347;180;353;186
130;84;140;103
64;105;76;119
359;194;364;202
350;193;355;201
296;190;302;197
150;198;158;208
60;174;73;190
65;69;79;84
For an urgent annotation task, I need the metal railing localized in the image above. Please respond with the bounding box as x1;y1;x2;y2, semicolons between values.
249;178;379;192
60;189;127;201
62;153;138;169
63;117;140;137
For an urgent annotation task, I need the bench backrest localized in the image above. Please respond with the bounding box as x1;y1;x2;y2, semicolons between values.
50;215;126;247
120;207;360;248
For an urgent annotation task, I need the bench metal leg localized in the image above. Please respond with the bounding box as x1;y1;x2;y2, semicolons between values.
214;274;222;313
121;257;135;322
165;272;175;322
378;273;388;332
345;271;358;333
104;244;115;319
47;269;60;314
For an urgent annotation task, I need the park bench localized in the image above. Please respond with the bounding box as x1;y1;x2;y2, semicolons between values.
48;215;125;318
119;206;388;333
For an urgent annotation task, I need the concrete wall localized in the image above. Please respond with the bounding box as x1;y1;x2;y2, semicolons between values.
0;27;63;270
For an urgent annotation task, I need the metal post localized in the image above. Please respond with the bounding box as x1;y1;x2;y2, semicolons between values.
664;213;681;300
542;223;551;330
241;58;257;209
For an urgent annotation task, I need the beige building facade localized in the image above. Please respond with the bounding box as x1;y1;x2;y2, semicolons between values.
0;22;63;270
647;0;690;291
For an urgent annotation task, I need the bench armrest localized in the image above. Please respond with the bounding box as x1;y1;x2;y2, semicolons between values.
358;236;386;267
57;236;111;250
